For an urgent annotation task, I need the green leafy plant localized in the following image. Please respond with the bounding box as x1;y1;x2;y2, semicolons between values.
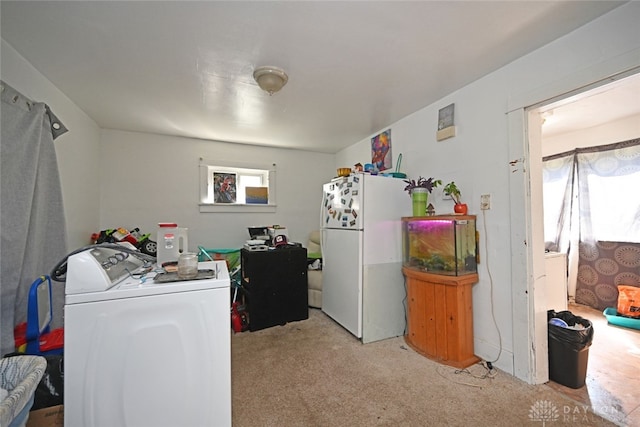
403;176;442;195
443;181;462;204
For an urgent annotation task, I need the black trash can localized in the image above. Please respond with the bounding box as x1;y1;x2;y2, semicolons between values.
547;310;594;389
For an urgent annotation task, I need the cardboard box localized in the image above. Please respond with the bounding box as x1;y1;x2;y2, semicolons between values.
27;405;63;427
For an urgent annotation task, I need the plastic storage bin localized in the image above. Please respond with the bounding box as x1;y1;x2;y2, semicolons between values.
603;307;640;330
402;215;478;276
547;310;594;388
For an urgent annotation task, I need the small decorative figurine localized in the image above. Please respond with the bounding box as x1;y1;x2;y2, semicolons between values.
426;203;435;216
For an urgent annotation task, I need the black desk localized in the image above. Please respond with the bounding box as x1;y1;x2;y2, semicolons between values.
241;246;308;331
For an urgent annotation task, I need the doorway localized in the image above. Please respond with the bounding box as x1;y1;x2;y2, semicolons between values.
526;72;640;425
533;72;640;305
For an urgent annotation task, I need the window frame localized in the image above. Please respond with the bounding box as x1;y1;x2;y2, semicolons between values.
199;158;277;213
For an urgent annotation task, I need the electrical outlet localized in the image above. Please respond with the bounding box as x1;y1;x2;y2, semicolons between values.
480;194;491;210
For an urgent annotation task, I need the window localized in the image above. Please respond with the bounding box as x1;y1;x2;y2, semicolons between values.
581;164;640;242
199;159;276;212
542;140;640;246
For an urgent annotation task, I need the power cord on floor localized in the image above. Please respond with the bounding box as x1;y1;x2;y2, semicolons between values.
435;361;498;389
478;360;497;378
482;209;503;365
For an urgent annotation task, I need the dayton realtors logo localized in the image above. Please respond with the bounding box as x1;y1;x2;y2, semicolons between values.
529;400;615;424
529;400;559;425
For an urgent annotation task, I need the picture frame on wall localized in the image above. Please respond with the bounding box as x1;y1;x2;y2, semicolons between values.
437;103;456;141
245;186;269;204
371;129;392;172
213;172;237;203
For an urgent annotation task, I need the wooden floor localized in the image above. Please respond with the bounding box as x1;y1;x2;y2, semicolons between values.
546;303;640;426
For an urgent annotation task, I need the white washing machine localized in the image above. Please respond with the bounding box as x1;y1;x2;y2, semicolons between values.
63;246;231;427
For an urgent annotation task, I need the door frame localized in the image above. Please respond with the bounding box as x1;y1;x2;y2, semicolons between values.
506;58;640;384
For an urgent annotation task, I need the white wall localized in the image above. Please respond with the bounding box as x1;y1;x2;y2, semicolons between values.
1;39;102;250
336;2;640;382
542;113;640;157
99;130;335;250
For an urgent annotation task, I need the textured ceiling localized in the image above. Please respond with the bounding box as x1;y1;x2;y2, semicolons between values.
0;1;628;153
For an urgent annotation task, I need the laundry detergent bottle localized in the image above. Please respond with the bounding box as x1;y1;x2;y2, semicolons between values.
157;223;189;266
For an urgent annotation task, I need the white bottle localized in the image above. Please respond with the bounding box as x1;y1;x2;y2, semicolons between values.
157;223;189;266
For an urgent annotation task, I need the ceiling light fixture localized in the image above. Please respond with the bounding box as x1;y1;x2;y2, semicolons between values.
253;66;288;95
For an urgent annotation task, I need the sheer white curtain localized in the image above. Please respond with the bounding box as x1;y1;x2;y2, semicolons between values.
544;139;640;310
576;139;640;244
542;152;574;252
1;81;69;356
543;140;640;249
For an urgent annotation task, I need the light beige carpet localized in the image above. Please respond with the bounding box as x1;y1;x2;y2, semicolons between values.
231;309;617;426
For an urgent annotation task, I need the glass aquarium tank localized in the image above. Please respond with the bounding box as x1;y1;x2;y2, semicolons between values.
402;215;477;276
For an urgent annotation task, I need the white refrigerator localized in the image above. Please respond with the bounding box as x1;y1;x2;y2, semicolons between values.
321;173;411;343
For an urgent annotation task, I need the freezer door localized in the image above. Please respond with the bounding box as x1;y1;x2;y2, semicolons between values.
361;174;411;265
322;175;362;230
321;228;362;338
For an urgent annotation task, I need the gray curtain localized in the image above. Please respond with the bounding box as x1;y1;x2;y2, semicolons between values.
1;81;69;356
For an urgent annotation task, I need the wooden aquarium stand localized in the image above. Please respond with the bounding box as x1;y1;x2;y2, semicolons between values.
402;267;479;369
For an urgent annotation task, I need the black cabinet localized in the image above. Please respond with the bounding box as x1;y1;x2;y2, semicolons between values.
241;246;308;331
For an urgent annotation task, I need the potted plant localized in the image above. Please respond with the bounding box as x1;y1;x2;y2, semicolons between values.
443;181;468;215
403;176;441;195
403;176;442;216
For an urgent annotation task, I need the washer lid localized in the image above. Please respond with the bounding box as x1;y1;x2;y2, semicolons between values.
66;246;147;295
65;261;230;304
